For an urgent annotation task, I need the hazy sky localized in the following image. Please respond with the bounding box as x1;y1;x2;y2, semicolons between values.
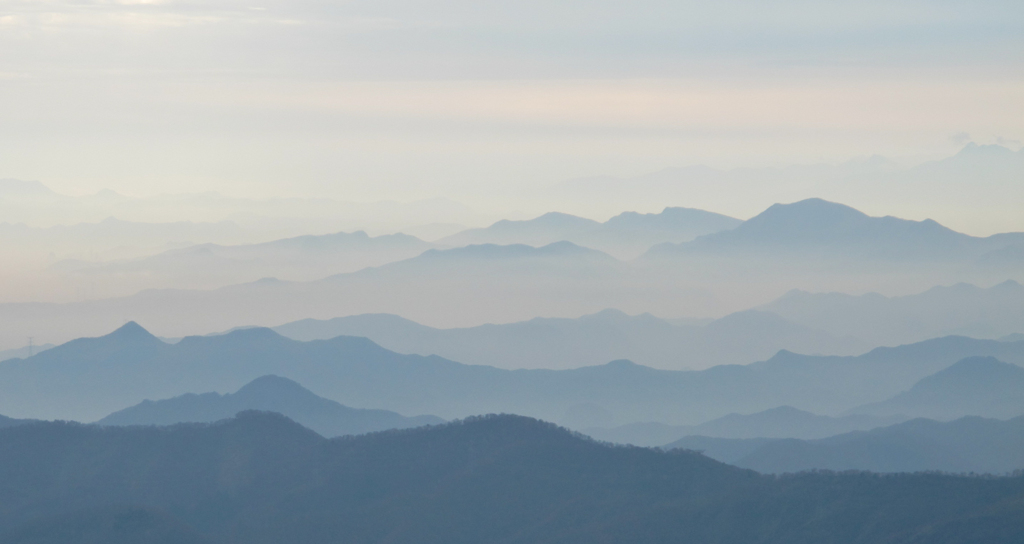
1;0;1022;215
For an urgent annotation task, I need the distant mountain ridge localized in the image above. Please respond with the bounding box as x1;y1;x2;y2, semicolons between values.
439;207;741;258
99;375;443;437
763;280;1024;345
850;356;1024;420
0;217;250;268
54;228;435;292
5;322;1024;427
670;415;1024;475
0;178;55;195
0;342;55;362
2;197;1023;349
269;307;866;370
647;198;1019;260
0;240;660;348
555;144;1024;238
586;406;905;446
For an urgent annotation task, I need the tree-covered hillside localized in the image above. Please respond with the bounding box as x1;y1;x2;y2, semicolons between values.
1;412;1022;543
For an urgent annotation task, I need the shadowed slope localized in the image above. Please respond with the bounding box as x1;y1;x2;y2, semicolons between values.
1;413;1024;543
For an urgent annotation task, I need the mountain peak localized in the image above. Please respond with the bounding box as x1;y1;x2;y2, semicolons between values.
532;211;597;226
759;405;812;416
927;356;1022;381
602;359;642;370
105;321;160;342
235;375;312;398
580;308;632;322
482;212;599;232
0;178;53;195
221;327;286;341
992;279;1023;293
98;374;444;437
662;197;972;258
749;198;868;226
955;143;1015;158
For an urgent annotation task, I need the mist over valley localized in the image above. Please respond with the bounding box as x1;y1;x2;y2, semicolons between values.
4;1;1024;539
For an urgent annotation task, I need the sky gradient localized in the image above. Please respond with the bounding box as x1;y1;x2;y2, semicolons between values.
1;0;1022;225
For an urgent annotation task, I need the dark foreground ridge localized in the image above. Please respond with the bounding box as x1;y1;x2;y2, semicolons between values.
1;412;1023;544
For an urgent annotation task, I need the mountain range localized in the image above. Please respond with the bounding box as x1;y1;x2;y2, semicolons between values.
647;198;1013;260
762;280;1024;346
592;355;1024;446
668;415;1024;475
585;406;905;446
0;216;250;262
2;198;1023;350
637;200;1024;323
98;375;443;437
3;412;1024;543
850;356;1024;420
554;143;1024;237
5;322;1024;427
0;342;55;362
268;308;866;370
439;207;741;259
0;241;677;348
0;179;490;240
52;230;433;294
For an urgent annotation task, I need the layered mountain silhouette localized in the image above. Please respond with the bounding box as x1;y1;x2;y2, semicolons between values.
2;197;1023;350
98;375;443;437
763;280;1024;346
635;200;1024;327
647;198;1022;261
0;216;248;262
2;412;1024;543
269;308;865;370
586;406;905;446
670;415;1024;474
439;212;600;246
53;230;434;294
979;241;1024;267
439;207;740;258
0;179;486;244
0;240;686;348
850;356;1024;420
555;144;1024;237
6;322;1024;427
0;342;55;362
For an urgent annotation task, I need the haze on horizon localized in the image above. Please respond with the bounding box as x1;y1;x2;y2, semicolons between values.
1;0;1023;233
6;4;1024;540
